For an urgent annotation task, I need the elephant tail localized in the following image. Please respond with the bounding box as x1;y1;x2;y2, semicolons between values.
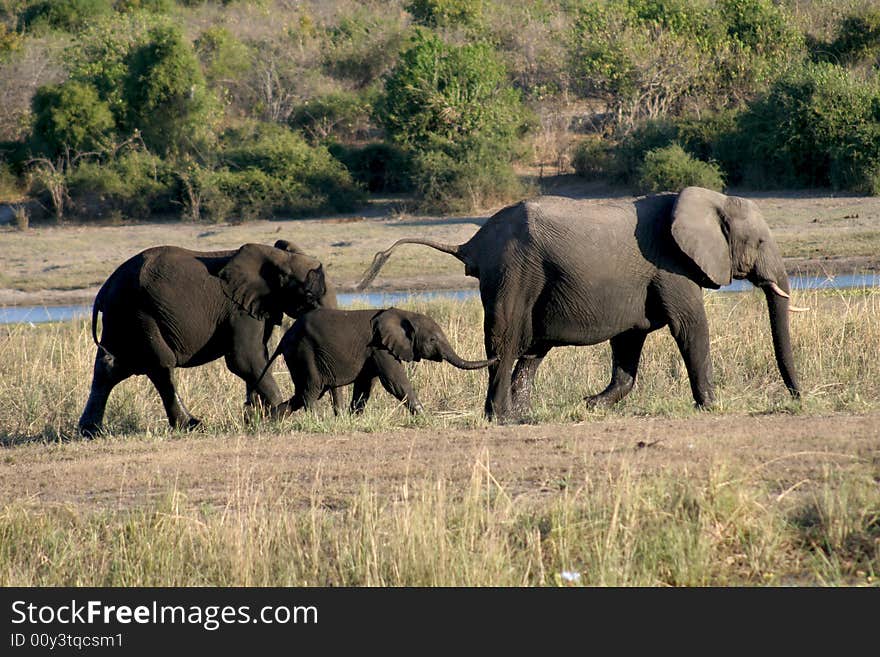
357;239;465;290
90;281;109;348
256;341;285;389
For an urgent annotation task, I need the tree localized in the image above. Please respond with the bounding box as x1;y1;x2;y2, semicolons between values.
123;25;216;156
31;80;114;158
379;30;530;210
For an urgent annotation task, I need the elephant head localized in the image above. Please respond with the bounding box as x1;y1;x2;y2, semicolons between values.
219;243;331;323
371;308;496;370
670;187;803;397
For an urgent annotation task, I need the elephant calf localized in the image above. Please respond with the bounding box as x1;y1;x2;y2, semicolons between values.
261;307;496;416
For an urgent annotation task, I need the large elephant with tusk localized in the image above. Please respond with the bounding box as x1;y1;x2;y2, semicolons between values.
358;187;807;422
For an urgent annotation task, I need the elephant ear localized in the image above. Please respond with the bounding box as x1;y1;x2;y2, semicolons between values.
371;309;415;362
670;187;732;288
302;265;327;307
273;239;305;254
218;244;291;320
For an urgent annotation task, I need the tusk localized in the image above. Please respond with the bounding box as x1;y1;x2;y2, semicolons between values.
767;282;791;299
766;281;808;312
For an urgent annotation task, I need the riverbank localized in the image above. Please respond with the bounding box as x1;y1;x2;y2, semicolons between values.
2;189;879;307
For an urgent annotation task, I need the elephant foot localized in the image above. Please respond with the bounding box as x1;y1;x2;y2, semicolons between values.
171;416;202;431
584;393;614;409
78;422;102;439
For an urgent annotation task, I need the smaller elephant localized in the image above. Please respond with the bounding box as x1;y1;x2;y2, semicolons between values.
260;307;497;416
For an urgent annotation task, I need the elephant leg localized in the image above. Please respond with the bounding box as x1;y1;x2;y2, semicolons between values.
586;329;649;408
224;350;284;411
485;352;517;423
272;393;306;418
78;348;133;437
668;309;714;408
510;348;550;417
350;373;375;415
146;367;201;430
374;353;423;415
329;387;344;416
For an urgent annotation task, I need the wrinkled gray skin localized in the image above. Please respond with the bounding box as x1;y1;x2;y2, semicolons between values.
261;307;496;416
79;240;338;436
358;187;801;422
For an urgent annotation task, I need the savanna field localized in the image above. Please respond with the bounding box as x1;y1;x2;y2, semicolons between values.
1;288;878;586
0;0;879;588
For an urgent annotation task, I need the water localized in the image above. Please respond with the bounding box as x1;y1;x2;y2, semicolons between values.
1;274;876;326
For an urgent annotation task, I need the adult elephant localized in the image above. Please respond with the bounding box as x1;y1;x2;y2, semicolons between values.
79;240;336;436
358;187;807;422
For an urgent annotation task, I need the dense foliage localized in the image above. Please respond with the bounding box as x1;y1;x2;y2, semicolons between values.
0;0;878;222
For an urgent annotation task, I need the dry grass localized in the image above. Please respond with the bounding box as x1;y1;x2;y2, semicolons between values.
0;288;878;585
2;288;879;440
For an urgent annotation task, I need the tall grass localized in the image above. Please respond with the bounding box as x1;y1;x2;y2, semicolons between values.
2;287;877;441
0;459;875;586
0;289;877;586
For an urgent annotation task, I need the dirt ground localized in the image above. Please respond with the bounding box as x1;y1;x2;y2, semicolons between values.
2;412;877;512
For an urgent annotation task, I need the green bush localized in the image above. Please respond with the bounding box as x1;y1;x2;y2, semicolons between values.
115;0;174;13
571;137;614;181
405;0;482;28
412;146;524;213
636;144;724;193
569;0;804;129
825;7;880;67
30;81;115;157
65;150;175;219
123;25;217;156
379;30;530;210
329;142;413;193
67;11;173;125
194;26;253;86
212;122;365;219
20;0;113;33
719;63;880;192
610;111;740;182
289;91;374;144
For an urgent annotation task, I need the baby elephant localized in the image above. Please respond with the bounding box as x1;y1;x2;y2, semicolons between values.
261;307;496;416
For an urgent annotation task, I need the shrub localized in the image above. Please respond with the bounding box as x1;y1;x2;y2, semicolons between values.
65;150;175;220
569;0;804;130
323;9;409;88
123;25;217;156
411;146;524;213
289;91;375;144
379;30;530;210
20;0;113;33
636;144;724;193
67;11;173;124
30;81;115;158
0;162;23;198
719;63;880;192
214;122;365;219
571;137;614;181
405;0;483;28
823;6;880;67
329;142;413;193
194;26;253;86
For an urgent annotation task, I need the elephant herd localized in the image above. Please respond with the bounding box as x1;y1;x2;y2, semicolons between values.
78;187;804;435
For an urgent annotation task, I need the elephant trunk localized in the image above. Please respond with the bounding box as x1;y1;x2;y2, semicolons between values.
439;343;497;370
761;273;801;398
